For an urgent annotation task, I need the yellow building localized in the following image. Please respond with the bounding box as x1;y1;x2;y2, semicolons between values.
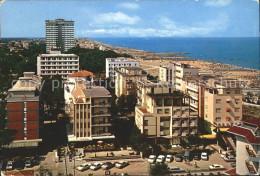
135;81;198;144
115;67;147;97
67;83;115;142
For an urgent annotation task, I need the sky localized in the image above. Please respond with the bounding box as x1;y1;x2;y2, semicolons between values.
0;0;259;38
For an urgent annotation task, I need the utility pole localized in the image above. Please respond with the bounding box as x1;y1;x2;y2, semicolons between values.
64;148;68;175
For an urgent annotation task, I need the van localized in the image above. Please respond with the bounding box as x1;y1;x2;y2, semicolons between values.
184;151;190;161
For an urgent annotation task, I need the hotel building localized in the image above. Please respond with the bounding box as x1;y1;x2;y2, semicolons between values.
6;72;42;148
37;50;79;79
115;67;147;97
135;81;198;144
106;57;140;79
46;18;74;53
67;81;114;142
226;119;260;175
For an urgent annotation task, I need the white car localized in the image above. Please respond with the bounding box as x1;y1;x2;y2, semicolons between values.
224;155;236;162
201;152;208;160
6;161;14;170
148;155;156;163
221;151;228;159
165;155;173;162
115;161;129;169
90;162;102;171
209;164;224;170
77;163;91;171
169;166;185;173
156;155;165;163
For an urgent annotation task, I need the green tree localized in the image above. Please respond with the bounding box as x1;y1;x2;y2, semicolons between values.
129;126;150;155
126;93;137;113
40;75;65;120
187;135;203;148
150;163;170;176
117;94;126;115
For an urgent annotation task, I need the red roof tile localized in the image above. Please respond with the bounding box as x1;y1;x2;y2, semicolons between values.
4;170;34;176
243;118;260;128
228;126;260;144
68;70;95;78
139;108;148;113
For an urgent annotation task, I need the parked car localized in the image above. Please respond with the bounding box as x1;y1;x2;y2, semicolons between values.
15;160;25;170
25;159;33;168
221;151;228;159
77;163;91;171
175;154;183;162
156;155;165;163
90;163;102;171
184;151;190;161
115;161;129;169
102;162;115;170
169;166;185;173
209;164;224;170
224;155;236;162
6;161;14;170
165;155;173;162
193;152;201;160
231;162;236;168
148;155;157;164
201;152;208;160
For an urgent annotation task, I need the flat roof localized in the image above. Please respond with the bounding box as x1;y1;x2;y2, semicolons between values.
83;86;111;98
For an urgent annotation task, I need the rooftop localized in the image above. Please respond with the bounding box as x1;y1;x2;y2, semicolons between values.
38;53;78;57
83;86;111;98
106;57;138;62
68;70;95;78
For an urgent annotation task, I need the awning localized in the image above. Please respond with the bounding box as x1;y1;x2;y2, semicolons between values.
226;107;231;111
226;116;231;121
219;128;230;132
226;98;231;102
226;90;231;93
199;134;217;139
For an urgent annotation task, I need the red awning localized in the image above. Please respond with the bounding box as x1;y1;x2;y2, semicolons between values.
226;107;231;111
226;116;231;121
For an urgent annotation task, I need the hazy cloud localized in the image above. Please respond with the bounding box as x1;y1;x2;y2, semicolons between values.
119;2;140;10
93;12;140;25
251;0;259;3
205;0;232;7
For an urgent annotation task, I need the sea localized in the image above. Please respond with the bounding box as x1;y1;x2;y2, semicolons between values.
90;37;259;70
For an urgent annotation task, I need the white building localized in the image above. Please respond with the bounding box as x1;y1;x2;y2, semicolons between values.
105;57;140;79
226;119;260;175
45;18;74;53
37;50;79;79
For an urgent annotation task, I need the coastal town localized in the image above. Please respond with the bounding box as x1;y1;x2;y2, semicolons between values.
0;17;259;176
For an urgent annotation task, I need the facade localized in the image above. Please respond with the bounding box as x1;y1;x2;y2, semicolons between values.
37;50;79;78
227;119;260;175
115;67;147;97
64;70;95;113
46;18;74;53
159;62;199;91
6;72;42;148
105;57;140;79
135;81;198;144
67;82;114;142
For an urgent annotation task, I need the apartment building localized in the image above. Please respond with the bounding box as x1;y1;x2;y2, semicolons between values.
226;119;260;175
67;83;115;142
37;50;79;79
159;62;199;91
6;72;42;148
135;81;198;144
64;70;95;113
46;18;74;53
106;57;140;79
115;67;147;97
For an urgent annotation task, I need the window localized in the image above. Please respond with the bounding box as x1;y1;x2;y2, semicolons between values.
157;109;163;114
164;109;170;114
216;99;221;104
226;90;231;94
144;120;148;126
235;108;240;112
235;117;240;121
235;99;239;104
215;117;221;122
216;108;221;113
144;129;148;135
235;90;240;94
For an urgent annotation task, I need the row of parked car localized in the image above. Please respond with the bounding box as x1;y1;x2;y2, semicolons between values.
5;157;40;171
77;161;129;171
148;151;209;164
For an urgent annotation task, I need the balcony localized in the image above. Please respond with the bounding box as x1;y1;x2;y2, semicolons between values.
173;115;180;119
182;114;188;118
181;132;187;136
92;111;111;117
186;85;198;92
190;130;196;135
92;122;112;127
246;145;260;163
92;102;111;107
190;103;198;109
190;121;197;127
173;123;181;128
245;161;257;175
181;123;188;127
190;95;198;101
